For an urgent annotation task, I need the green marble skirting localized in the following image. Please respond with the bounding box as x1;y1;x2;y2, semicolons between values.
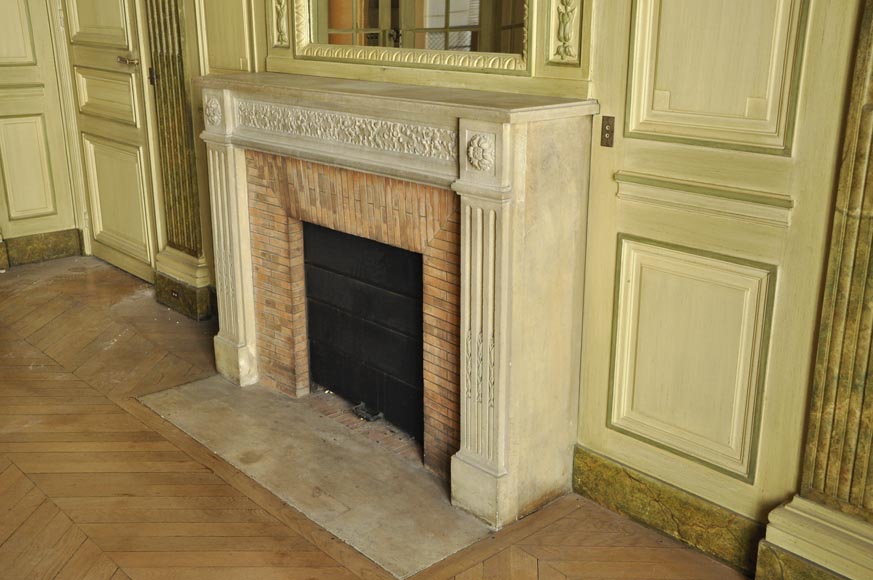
756;541;848;580
0;241;8;270
5;229;81;266
573;445;763;575
155;272;213;320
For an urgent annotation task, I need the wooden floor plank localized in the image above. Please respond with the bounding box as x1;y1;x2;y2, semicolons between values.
62;507;278;524
79;522;299;538
107;550;339;568
121;567;361;580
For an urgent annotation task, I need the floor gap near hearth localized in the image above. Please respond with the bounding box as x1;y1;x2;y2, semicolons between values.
139;375;489;579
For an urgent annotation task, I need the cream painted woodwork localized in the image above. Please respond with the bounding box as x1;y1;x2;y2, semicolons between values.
0;0;77;239
627;0;803;153
192;0;267;75
580;0;862;521
63;0;159;281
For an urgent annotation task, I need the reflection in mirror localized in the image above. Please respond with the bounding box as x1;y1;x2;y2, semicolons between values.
312;0;525;54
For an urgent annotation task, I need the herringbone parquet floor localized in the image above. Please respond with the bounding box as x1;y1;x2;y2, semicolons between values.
0;257;746;579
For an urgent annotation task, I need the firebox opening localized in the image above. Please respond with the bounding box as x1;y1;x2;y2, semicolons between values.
303;222;424;442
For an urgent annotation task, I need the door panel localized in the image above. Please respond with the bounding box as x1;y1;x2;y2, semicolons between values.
582;0;861;520
66;0;132;48
0;0;76;239
65;0;157;280
74;67;139;126
81;134;150;262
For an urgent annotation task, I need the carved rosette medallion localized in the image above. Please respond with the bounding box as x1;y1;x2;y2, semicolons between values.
204;97;222;126
466;133;496;172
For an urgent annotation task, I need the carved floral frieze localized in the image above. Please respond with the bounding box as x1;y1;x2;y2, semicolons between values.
235;99;458;162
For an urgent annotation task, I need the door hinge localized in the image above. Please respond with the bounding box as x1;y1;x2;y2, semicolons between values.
600;116;615;148
148;67;157;86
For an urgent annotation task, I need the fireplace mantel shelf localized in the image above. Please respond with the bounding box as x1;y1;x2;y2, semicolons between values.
198;73;597;188
199;73;598;529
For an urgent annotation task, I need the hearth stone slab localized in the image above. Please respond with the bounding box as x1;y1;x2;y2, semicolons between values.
141;375;490;578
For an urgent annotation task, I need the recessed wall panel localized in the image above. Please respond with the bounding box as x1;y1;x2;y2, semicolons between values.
609;237;774;480
0;0;36;65
0;115;57;220
627;0;804;152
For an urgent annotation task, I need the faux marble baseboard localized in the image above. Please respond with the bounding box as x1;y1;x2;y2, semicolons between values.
4;229;81;267
0;241;8;270
155;272;214;321
756;541;847;580
572;445;763;575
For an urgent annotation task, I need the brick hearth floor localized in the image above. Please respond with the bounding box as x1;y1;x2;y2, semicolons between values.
0;256;745;579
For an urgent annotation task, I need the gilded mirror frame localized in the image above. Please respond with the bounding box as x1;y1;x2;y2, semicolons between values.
285;0;530;74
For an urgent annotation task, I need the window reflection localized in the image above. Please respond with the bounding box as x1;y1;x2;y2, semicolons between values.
316;0;524;53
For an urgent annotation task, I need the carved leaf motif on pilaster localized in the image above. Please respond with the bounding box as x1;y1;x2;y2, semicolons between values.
236;100;458;161
274;0;290;47
488;337;495;409
205;97;222;126
476;332;484;403
466;133;496;172
465;331;473;399
552;0;578;61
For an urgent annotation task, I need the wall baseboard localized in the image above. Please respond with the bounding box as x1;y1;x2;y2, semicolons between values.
572;445;763;575
4;229;81;266
155;272;213;320
756;541;847;580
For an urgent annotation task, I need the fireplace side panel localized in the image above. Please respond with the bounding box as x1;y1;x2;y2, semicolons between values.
246;153;309;397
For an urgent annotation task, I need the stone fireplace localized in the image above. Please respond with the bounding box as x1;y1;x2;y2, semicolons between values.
200;73;597;528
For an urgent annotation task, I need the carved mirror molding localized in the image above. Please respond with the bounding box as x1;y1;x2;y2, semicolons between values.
287;0;530;74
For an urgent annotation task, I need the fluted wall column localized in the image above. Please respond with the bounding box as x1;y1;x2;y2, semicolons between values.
146;0;212;319
757;3;873;577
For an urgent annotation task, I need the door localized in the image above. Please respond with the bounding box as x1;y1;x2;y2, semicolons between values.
0;0;77;241
64;0;158;281
580;0;862;522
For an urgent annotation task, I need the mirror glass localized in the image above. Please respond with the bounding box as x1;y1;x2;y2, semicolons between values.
313;0;525;54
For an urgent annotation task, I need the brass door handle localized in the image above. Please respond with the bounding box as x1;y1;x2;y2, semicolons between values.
116;56;140;66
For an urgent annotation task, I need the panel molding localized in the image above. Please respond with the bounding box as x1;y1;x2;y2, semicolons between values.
81;133;150;262
65;0;131;49
0;0;36;66
74;66;139;126
608;235;776;481
0;114;58;220
626;0;808;154
615;171;794;227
